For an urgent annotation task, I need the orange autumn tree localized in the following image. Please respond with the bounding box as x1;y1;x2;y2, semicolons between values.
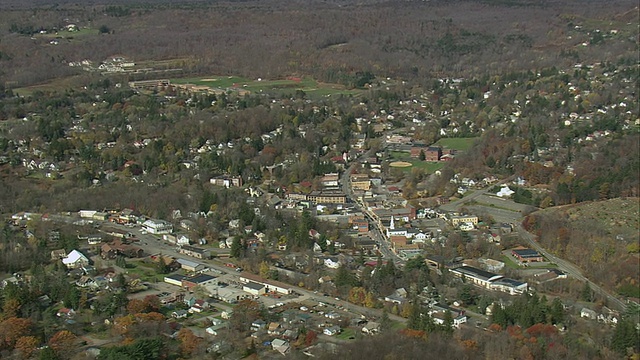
48;330;78;359
177;328;202;356
15;336;39;359
0;317;33;350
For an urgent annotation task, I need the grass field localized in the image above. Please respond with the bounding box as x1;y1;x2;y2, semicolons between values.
35;28;100;40
336;328;357;340
171;76;362;98
388;151;444;173
433;137;478;151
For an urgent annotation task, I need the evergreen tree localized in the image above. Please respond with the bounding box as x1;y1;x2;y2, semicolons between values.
580;282;593;302
549;298;564;324
611;318;640;354
440;310;454;336
230;236;243;258
380;308;391;333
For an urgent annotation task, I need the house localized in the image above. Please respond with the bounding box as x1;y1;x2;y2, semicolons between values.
172;310;189;319
57;308;76;318
189;299;210;313
271;338;290;355
267;322;281;335
362;321;380;334
324;312;340;320
76;276;97;289
62;250;90;269
432;311;468;328
580;308;597;320
177;235;191;246
101;244;118;259
323;326;341;336
384;288;408;304
251;319;267;331
184;295;197;307
324;257;341;269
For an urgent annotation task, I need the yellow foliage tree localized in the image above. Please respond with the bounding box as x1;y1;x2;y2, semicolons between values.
15;336;39;359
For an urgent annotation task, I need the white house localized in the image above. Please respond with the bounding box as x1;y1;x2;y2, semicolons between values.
177;235;191;246
324;257;340;269
271;339;290;355
323;326;341;336
362;321;380;334
62;250;90;269
580;308;597;320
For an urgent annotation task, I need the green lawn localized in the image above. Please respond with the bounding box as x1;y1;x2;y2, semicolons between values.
433;137;478;151
125;261;165;282
336;328;356;340
391;321;406;330
388;151;444;174
170;76;361;98
502;255;521;269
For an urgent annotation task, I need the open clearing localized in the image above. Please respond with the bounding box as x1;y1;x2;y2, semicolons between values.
170;76;362;98
388;151;445;174
433;137;479;151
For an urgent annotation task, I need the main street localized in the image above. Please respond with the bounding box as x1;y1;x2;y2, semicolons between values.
340;145;404;265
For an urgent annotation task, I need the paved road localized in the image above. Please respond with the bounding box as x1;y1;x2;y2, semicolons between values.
438;184;628;312
514;223;627;312
341;145;404;265
440;178;513;213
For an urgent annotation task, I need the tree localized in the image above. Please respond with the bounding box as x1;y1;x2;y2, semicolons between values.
610;318;640;355
177;328;201;356
580;282;593;302
142;295;161;313
155;258;170;274
15;336;39;359
549;298;564;324
380;309;391;333
48;330;77;359
305;330;317;346
97;337;164;360
440;310;454;336
2;298;21;319
38;346;59;360
127;299;147;315
99;25;111;34
230;236;243;258
259;261;271;279
0;317;33;349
